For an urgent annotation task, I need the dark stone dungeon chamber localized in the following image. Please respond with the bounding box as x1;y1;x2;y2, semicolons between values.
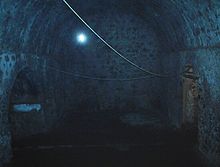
0;0;220;167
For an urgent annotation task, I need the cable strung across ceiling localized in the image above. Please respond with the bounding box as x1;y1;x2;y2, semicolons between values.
62;0;171;78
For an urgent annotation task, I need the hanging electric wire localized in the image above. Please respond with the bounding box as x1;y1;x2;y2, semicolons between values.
62;0;170;78
46;66;155;81
30;54;156;81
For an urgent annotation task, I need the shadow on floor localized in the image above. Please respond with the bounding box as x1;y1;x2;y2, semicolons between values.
6;112;207;167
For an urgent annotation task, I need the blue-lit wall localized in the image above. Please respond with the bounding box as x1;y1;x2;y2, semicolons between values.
159;2;220;165
0;0;220;166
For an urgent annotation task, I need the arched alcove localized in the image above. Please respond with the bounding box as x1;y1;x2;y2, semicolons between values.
8;67;46;142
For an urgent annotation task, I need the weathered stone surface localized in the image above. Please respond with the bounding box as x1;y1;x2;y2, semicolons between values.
0;0;220;166
0;52;26;166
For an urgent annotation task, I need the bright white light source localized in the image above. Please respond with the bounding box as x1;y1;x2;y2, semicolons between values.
76;33;87;44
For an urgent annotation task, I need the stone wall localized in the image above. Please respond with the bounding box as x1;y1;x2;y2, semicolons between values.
0;52;26;166
159;1;220;166
56;10;163;121
184;49;220;166
162;48;220;166
1;0;220;166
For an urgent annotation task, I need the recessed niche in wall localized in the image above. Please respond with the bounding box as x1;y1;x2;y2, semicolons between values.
10;68;40;103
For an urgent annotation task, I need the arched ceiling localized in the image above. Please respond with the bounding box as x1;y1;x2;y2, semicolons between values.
1;0;219;57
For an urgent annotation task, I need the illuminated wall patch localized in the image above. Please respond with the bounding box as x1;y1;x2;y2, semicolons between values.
13;104;41;112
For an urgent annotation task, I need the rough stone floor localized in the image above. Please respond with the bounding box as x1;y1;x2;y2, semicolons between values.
6;113;207;167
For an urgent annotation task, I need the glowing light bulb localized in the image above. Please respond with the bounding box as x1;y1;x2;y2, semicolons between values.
76;33;87;44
